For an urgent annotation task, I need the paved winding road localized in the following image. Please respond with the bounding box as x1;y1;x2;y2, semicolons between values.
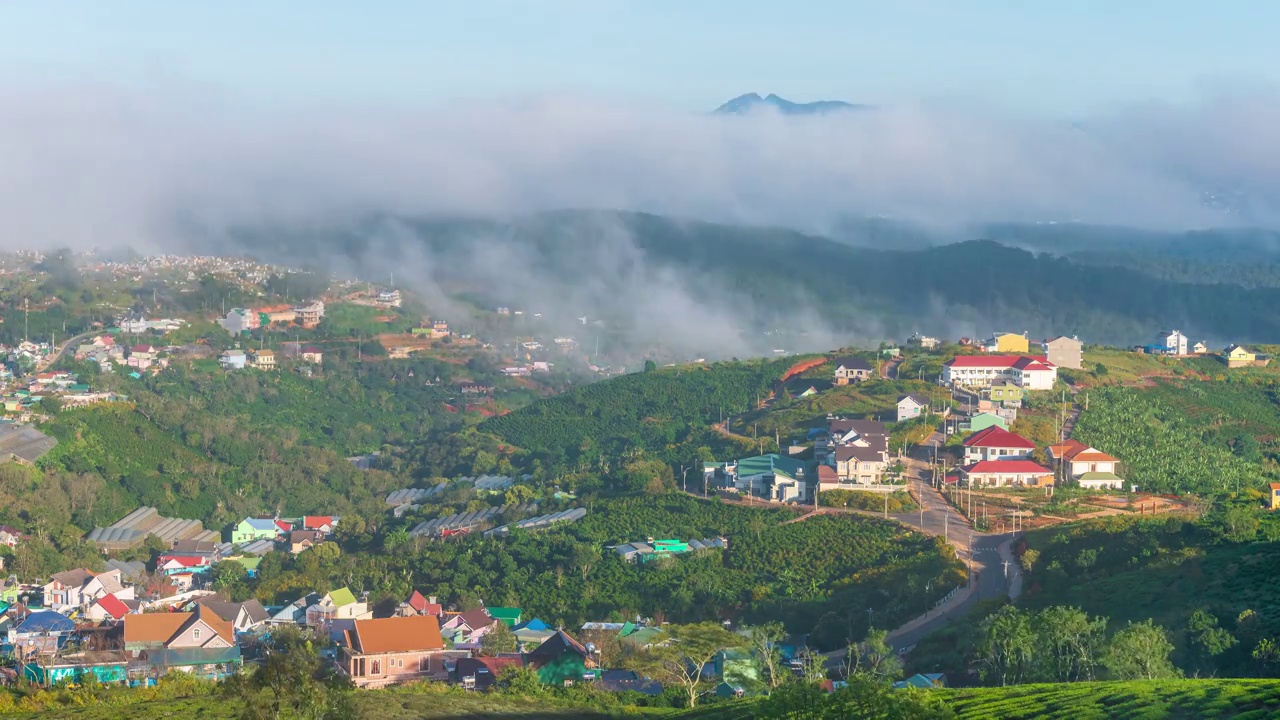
814;466;1024;662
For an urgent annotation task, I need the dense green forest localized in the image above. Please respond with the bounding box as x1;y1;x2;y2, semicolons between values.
474;358;794;473
1018;515;1280;677
35;358;511;529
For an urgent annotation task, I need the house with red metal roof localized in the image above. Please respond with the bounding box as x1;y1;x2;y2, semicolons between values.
302;516;338;534
86;592;132;623
1046;439;1123;489
942;355;1057;390
962;460;1054;488
963;427;1036;464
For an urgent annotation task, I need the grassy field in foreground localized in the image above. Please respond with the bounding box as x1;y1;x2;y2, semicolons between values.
941;679;1280;720
2;691;669;720
21;679;1280;719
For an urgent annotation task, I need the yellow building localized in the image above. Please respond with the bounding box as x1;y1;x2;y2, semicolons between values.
1226;345;1256;369
1270;483;1280;510
989;332;1029;354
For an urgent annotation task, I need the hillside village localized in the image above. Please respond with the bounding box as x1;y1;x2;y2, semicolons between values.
0;319;1264;697
0;251;1279;710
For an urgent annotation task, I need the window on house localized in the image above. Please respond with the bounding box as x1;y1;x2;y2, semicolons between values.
371;660;381;675
420;656;430;672
193;628;201;641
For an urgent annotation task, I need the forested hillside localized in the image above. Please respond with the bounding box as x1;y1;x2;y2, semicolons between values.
223;211;1280;347
473;358;793;474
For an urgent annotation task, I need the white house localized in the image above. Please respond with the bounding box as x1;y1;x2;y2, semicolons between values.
43;568;134;613
1160;330;1189;355
962;460;1054;487
832;357;874;385
219;308;260;335
1047;439;1124;489
85;593;134;623
962;427;1035;464
942;355;1057;390
219;350;247;370
896;395;927;423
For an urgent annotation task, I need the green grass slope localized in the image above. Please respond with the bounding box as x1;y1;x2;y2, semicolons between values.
941;679;1280;720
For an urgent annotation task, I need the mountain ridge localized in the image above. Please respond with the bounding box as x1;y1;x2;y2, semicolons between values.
713;92;870;115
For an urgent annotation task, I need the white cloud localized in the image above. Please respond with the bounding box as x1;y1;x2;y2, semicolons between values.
3;82;1277;254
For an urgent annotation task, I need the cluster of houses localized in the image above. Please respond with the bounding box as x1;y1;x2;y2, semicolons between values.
945;427;1124;490
217;300;326;335
84;509;340;590
1;366;119;419
610;537;728;563
72;334;178;378
1144;331;1271;369
410;319;451;339
2;340;55;373
114;312;187;336
217;343;327;372
705;417;897;503
4;571;684;697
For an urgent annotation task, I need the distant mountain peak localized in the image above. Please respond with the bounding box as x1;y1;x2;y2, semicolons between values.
713;93;870;116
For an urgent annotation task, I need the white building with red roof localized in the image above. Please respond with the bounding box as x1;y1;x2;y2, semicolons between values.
942;355;1058;390
86;593;132;623
962;459;1054;487
963;426;1036;464
1047;439;1124;489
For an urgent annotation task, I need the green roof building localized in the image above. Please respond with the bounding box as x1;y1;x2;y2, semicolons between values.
730;454;810;503
486;607;523;628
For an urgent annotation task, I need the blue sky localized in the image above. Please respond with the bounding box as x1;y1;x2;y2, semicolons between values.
2;1;1275;113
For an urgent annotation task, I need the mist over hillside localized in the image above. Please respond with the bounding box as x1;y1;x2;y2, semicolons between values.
207;211;1280;360
5;81;1280;357
4;81;1280;255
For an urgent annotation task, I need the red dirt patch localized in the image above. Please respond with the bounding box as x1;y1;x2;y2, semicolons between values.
781;357;827;383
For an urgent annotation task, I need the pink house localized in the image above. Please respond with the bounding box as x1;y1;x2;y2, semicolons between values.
340;616;466;688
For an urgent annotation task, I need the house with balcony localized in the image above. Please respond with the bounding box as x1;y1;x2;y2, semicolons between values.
962;427;1035;464
1047;439;1124;489
294;301;326;328
248;348;276;369
306;587;371;628
961;459;1054;488
942;355;1057;390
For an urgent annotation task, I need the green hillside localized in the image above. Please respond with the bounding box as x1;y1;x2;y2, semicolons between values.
230;211;1280;346
941;679;1280;720
478;358;797;472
